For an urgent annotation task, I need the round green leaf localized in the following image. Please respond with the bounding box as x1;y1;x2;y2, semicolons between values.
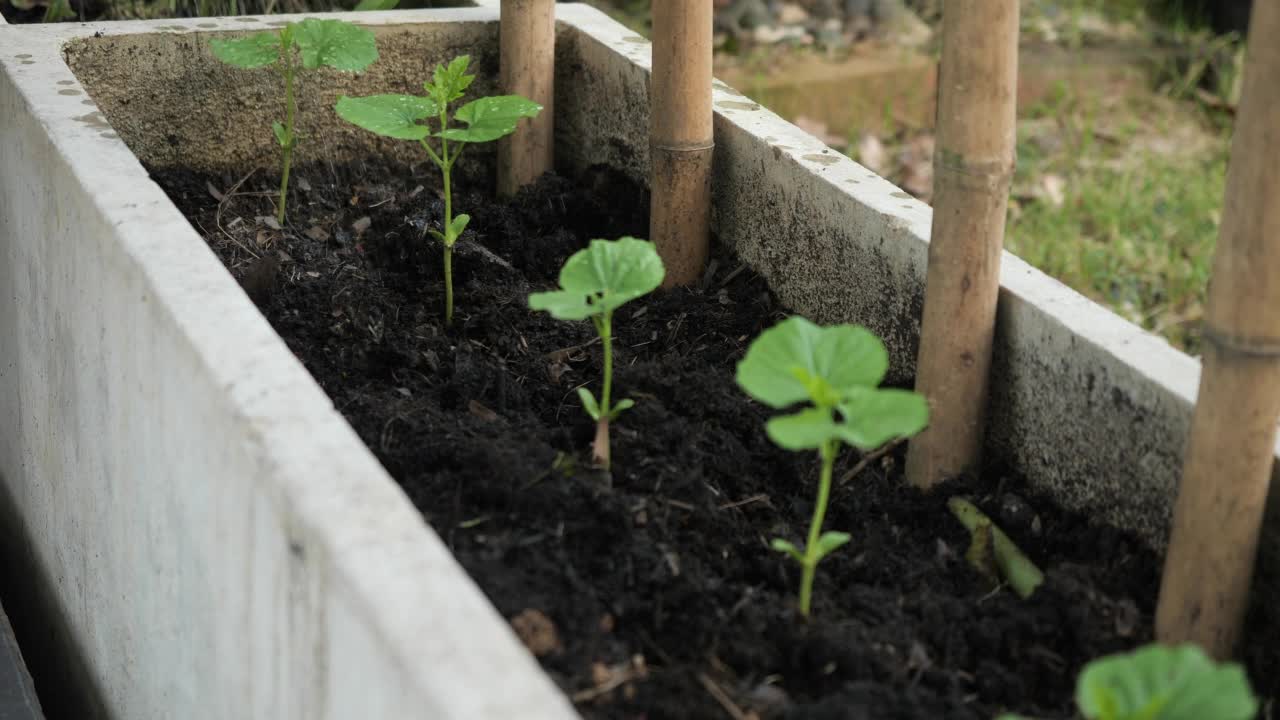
210;32;280;69
440;95;544;144
294;18;378;72
835;387;929;450
1077;645;1257;720
528;289;596;320
531;237;664;320
765;407;842;450
335;94;437;140
735;317;889;409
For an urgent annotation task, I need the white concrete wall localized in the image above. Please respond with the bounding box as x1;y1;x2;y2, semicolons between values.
0;9;577;720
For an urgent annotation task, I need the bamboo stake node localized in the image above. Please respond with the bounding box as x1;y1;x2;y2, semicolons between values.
1156;0;1280;659
650;0;714;288
498;0;555;197
904;0;1019;490
1201;325;1280;357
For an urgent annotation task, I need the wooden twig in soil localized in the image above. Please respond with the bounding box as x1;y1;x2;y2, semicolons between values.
1156;0;1280;659
697;673;750;720
650;0;713;287
498;0;555;197
839;437;905;487
214;168;262;261
904;0;1019;490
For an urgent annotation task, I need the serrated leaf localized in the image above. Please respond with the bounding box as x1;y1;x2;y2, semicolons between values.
1076;645;1257;720
294;18;377;72
735;317;890;409
770;538;804;564
577;387;601;421
610;398;635;419
210;31;280;69
835;387;930;450
335;94;438;140
272;121;290;147
765;407;842;450
440;95;543;144
529;237;665;321
427;54;475;103
448;213;470;240
812;531;851;560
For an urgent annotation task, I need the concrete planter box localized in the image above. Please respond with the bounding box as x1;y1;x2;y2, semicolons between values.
0;3;1275;718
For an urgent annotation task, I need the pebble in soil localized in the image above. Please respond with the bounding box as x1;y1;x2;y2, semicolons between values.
151;159;1276;720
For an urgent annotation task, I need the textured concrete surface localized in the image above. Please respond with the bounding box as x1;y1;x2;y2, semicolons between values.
0;9;576;720
1;4;1278;719
0;600;44;720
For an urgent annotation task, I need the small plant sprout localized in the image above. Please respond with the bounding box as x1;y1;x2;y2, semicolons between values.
335;55;542;325
528;237;665;470
211;19;378;224
998;643;1258;720
736;317;928;617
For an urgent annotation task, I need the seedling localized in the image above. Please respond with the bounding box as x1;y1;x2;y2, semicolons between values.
998;643;1257;720
949;496;1044;599
336;55;542;325
528;237;665;470
211;18;378;224
736;317;928;617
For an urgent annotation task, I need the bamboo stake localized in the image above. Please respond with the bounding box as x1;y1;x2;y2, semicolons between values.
904;0;1019;490
1156;0;1280;659
650;0;713;288
498;0;555;197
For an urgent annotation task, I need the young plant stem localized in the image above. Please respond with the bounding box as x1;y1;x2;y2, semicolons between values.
277;38;297;225
441;132;453;325
592;312;614;469
799;437;839;617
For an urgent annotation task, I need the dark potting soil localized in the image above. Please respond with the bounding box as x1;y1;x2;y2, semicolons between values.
152;160;1274;720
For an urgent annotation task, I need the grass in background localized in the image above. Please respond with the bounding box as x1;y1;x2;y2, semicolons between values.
1004;70;1231;353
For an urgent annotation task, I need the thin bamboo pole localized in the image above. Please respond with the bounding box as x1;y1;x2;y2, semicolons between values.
1156;0;1280;659
498;0;555;197
904;0;1019;490
650;0;713;288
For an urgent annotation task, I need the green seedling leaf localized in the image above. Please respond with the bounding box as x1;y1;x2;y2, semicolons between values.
294;18;378;72
812;531;851;561
335;94;438;140
272;121;290;147
948;497;1044;599
836;387;930;450
448;213;471;241
427;54;476;104
441;95;544;143
609;398;635;419
735;318;890;409
1076;645;1257;720
528;237;665;320
765;407;842;450
354;0;398;9
211;31;280;68
577;388;601;421
770;538;804;564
